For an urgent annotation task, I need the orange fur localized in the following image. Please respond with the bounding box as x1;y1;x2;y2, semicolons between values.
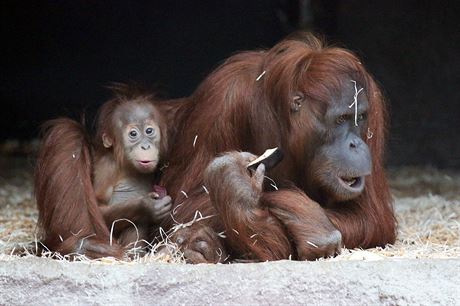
161;33;396;261
35;86;169;258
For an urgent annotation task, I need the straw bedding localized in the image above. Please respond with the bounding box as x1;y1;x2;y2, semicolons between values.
0;157;458;263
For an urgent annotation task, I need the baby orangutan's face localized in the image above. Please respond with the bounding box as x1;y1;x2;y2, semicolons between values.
103;102;162;173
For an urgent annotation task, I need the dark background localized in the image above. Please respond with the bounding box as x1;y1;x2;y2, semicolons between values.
1;1;459;168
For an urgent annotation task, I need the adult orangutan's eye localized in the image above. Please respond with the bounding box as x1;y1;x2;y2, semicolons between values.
336;115;346;125
357;113;367;121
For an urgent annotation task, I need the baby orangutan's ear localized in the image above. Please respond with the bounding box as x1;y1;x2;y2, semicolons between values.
102;133;113;148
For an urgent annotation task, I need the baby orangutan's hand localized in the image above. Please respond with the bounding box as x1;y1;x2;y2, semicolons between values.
141;192;172;222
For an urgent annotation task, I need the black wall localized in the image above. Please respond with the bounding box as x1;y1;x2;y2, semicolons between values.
333;1;460;168
2;1;459;168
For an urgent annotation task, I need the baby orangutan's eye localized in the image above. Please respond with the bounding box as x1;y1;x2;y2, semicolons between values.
145;127;154;136
129;129;139;139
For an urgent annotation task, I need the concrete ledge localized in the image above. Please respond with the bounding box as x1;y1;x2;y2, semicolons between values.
0;257;458;305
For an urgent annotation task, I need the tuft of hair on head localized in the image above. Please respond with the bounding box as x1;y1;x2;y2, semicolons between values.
94;83;156;150
105;81;156;102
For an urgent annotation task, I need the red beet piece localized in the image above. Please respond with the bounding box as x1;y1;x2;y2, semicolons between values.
153;185;167;199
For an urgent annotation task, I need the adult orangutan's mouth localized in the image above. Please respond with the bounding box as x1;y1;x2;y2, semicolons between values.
338;176;365;192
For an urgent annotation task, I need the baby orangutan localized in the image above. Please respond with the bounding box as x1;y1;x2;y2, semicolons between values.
94;91;172;252
34;88;171;258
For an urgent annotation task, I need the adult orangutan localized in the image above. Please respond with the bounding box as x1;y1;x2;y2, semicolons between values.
160;34;396;263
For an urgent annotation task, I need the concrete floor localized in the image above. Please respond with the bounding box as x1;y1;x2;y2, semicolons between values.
0;257;458;305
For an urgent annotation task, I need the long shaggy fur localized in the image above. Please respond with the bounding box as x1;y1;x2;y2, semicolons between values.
35;118;123;257
161;33;396;260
